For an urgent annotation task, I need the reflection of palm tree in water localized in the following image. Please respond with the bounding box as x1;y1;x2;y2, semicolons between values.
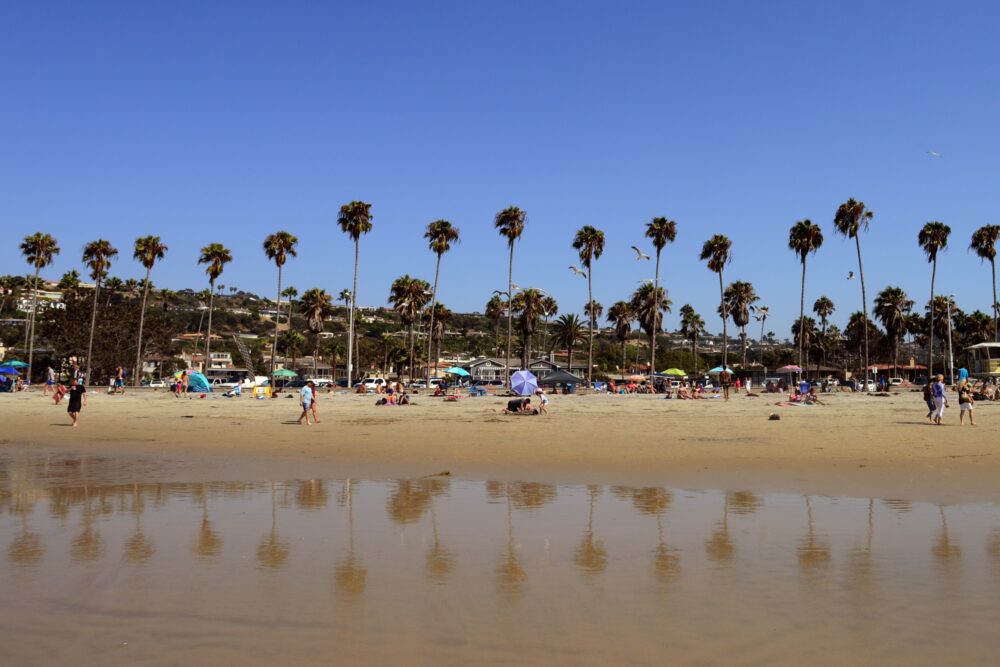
848;499;875;594
705;492;735;565
797;496;831;569
124;484;154;564
425;494;453;584
652;509;680;583
257;481;289;569
334;479;367;599
496;485;527;597
932;505;961;567
574;485;607;575
8;500;44;566
72;485;105;562
194;483;223;559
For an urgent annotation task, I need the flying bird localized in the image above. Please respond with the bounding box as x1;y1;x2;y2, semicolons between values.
927;151;942;158
630;246;651;261
568;265;587;278
847;271;854;280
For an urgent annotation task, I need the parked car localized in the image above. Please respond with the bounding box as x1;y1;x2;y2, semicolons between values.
146;378;167;388
281;379;307;389
355;377;391;391
888;377;903;386
308;378;333;388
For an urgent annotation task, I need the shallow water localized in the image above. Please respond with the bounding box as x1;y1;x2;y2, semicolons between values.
2;451;999;666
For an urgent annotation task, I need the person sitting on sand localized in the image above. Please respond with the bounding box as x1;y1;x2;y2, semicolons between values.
805;388;825;405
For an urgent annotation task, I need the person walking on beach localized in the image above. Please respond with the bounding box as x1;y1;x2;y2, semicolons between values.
43;365;55;395
720;370;731;401
535;388;550;415
307;381;321;423
923;380;936;424
957;378;976;426
931;374;948;425
66;378;87;427
297;380;314;425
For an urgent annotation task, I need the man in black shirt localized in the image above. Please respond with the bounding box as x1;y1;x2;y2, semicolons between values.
67;378;87;427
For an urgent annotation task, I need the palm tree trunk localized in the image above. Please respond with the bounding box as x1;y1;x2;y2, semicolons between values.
719;272;727;373
621;339;627;380
586;266;594;385
205;280;215;372
740;329;747;368
270;266;282;381
692;336;698;377
651;250;660;377
798;259;806;369
928;258;936;377
26;266;41;381
426;254;441;384
407;323;415;384
991;258;997;342
856;236;870;385
85;278;102;385
347;241;359;387
505;245;514;385
133;267;152;387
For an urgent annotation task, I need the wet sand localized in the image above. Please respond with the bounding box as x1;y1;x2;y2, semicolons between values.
2;452;1000;667
1;388;998;504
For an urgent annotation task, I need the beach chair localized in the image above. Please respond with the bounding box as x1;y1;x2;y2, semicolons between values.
469;386;486;397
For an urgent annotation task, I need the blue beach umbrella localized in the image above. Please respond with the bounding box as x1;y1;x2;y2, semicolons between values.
707;366;736;374
510;370;538;396
0;365;20;375
444;367;470;377
4;360;28;368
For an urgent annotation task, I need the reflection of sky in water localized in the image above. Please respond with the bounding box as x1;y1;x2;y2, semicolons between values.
2;452;1000;666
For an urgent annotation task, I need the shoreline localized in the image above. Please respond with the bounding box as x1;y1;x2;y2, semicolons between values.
1;390;997;505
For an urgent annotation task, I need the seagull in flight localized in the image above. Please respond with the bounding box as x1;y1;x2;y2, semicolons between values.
927;151;942;158
568;265;587;278
847;271;854;280
630;246;651;261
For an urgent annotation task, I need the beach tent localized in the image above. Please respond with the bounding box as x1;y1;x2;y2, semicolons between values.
0;365;20;375
187;371;211;393
538;369;584;385
662;368;687;376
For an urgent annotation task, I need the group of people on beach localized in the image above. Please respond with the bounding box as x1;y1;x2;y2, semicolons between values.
501;389;549;415
924;375;977;426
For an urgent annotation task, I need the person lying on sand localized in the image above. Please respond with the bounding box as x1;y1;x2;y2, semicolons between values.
502;398;537;415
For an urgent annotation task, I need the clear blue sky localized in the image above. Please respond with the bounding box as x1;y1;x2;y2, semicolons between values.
3;1;998;336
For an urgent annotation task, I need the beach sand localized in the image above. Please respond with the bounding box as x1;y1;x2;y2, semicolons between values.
2;388;996;504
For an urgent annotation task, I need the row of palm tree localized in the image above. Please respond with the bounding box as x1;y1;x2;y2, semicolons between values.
16;199;999;386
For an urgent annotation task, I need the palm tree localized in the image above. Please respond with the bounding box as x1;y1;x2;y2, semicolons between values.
812;297;835;367
918;221;951;376
540;295;558;353
511;288;547;368
57;270;80;299
279;330;305;374
874;286;914;374
19;232;60;380
263;231;299;381
123;278;140;299
495;206;527;386
484;294;506;356
678;304;706;376
607;301;633;380
299;288;334;377
723;281;758;368
82;239;118;384
791;317;817;367
424;220;460;383
572;225;605;386
788;220;824;369
389;275;432;382
337;201;373;388
751;305;769;366
428;303;452;373
132;236;168;386
645;217;677;375
551;313;585;372
834;199;874;385
197;243;232;368
970;225;999;341
630;283;671;373
700;235;733;374
103;276;124;308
